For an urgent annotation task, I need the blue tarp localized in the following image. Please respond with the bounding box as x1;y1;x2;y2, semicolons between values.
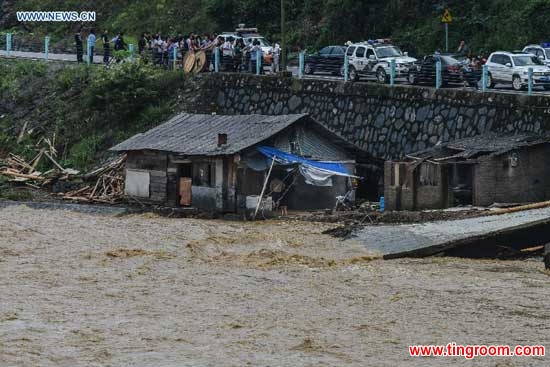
257;146;357;177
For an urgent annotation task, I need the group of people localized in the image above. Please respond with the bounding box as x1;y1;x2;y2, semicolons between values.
75;28;281;73
137;32;281;73
75;28;127;64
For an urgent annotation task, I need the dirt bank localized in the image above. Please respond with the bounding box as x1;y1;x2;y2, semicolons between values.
1;205;549;366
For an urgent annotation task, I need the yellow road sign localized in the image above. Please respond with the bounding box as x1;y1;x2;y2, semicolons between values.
441;9;453;23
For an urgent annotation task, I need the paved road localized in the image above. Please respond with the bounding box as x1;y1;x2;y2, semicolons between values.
287;66;550;96
0;49;104;63
2;50;550;96
355;207;550;257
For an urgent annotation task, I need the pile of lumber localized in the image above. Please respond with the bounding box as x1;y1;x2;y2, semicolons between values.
0;138;127;204
0;150;79;188
60;155;126;204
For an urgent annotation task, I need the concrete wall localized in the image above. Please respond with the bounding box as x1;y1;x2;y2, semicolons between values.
193;73;550;160
473;145;550;206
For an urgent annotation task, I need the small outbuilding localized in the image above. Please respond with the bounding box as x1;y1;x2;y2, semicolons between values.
110;113;368;212
384;133;550;210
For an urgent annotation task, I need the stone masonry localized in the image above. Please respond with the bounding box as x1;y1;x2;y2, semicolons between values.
191;73;550;160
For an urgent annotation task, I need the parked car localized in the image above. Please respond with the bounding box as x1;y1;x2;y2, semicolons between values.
234;27;273;56
304;46;346;75
522;43;550;66
485;51;550;91
408;54;464;86
344;41;416;83
220;27;273;64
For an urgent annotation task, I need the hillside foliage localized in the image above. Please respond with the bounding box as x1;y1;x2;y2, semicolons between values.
5;0;550;55
0;60;186;169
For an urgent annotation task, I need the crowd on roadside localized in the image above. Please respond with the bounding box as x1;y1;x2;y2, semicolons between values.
74;28;282;73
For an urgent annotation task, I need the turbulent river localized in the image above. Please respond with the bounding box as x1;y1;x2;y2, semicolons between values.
1;205;548;366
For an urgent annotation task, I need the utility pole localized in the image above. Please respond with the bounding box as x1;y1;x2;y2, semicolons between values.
280;0;286;72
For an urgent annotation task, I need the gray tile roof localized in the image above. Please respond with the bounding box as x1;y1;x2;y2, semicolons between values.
407;133;550;162
110;113;311;155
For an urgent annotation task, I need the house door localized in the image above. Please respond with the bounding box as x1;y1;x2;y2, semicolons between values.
178;164;192;206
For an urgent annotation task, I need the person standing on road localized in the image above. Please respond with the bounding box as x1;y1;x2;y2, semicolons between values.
101;30;110;65
271;40;281;74
138;32;147;55
75;28;83;62
87;29;96;63
457;40;469;57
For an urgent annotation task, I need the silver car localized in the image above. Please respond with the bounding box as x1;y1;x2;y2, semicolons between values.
485;51;550;91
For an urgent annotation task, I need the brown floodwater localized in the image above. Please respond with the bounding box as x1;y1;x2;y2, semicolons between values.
1;205;549;366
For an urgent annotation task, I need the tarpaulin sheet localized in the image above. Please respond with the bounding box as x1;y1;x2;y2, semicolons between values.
257;146;357;177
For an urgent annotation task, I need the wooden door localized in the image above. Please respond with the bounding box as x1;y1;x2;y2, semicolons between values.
179;177;192;206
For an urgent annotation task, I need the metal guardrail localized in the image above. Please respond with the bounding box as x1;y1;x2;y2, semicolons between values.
2;33;549;95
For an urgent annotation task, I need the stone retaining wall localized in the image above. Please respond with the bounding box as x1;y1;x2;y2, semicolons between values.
198;73;550;159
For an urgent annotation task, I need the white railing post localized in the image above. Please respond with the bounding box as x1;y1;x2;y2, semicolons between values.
344;53;349;81
6;33;12;57
482;64;488;92
528;67;533;96
214;47;220;72
390;59;396;86
298;50;305;79
44;35;50;61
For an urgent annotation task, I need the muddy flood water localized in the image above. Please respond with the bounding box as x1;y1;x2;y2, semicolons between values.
1;205;549;366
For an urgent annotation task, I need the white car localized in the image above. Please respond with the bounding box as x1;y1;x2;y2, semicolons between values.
485;51;550;91
344;42;416;83
522;44;550;66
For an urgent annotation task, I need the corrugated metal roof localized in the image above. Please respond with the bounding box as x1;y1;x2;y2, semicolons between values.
110;113;310;155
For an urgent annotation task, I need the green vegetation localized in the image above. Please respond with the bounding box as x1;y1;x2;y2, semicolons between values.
2;1;550;170
0;60;187;171
6;0;550;55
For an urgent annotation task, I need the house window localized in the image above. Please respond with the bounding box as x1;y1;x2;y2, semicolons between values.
193;162;214;187
125;169;150;197
419;163;439;186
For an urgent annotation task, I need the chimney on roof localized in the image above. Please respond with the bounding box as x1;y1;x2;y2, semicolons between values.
218;133;228;147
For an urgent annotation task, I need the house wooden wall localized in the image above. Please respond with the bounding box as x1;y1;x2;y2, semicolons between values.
126;150;168;204
125;151;240;211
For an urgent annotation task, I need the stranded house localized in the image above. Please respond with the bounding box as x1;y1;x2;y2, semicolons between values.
110;113;366;212
384;133;550;210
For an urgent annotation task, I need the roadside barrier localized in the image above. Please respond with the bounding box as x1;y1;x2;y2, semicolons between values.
435;60;442;89
1;34;548;95
528;67;533;96
298;50;304;79
44;35;49;61
390;59;396;86
343;53;349;82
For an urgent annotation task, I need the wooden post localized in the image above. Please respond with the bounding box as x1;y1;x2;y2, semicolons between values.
253;157;275;220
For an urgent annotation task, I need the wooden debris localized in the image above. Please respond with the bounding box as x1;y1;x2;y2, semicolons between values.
58;155;126;204
0;136;126;205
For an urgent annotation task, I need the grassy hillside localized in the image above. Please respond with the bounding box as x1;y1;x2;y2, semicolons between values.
0;60;191;170
3;0;550;55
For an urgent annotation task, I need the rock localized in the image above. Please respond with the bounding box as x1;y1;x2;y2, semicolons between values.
288;95;301;111
375;114;385;128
